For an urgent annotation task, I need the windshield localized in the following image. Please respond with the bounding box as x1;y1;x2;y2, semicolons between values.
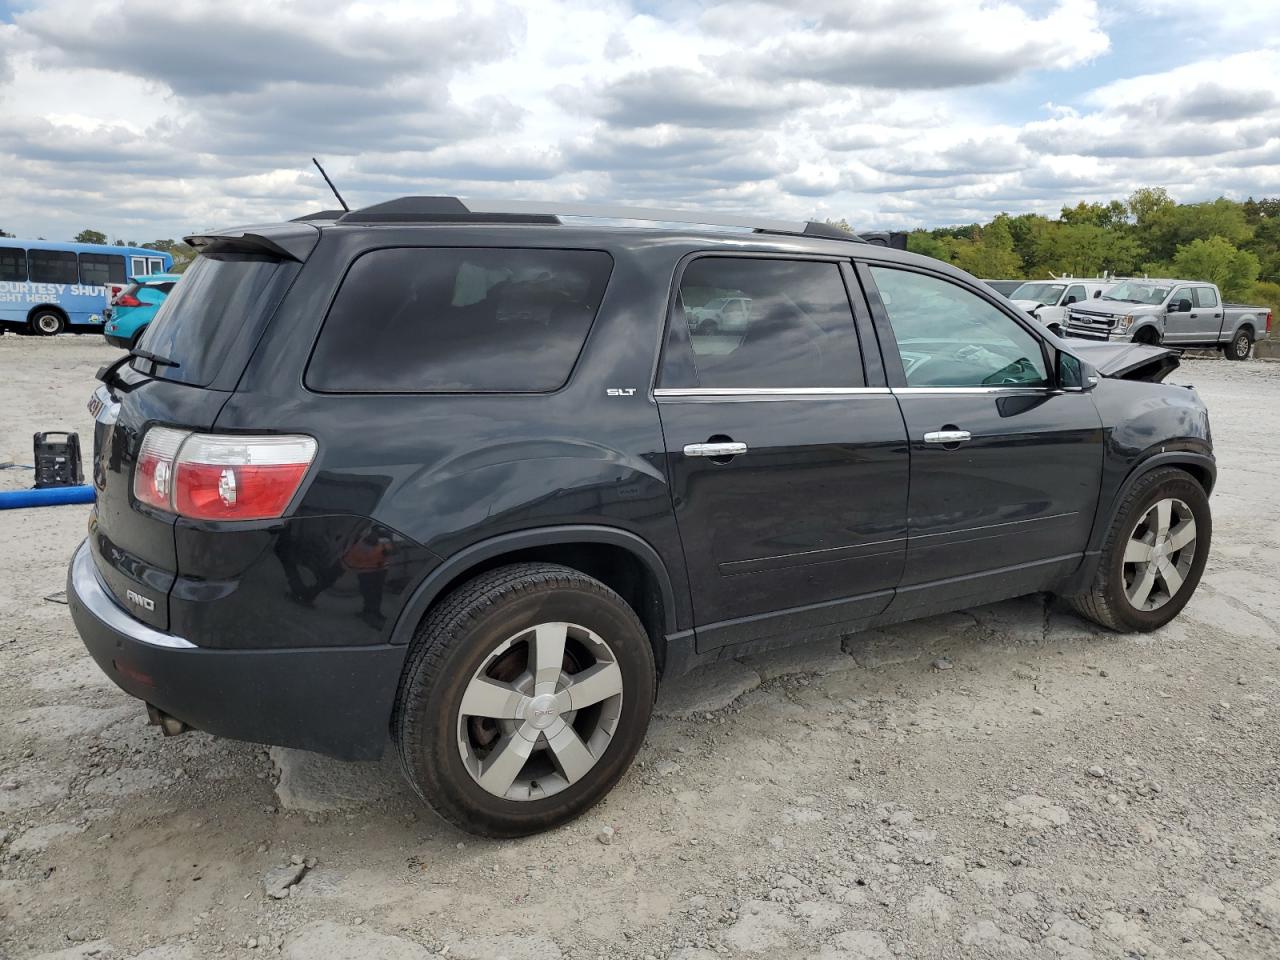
1101;281;1171;305
1010;282;1065;305
136;254;293;386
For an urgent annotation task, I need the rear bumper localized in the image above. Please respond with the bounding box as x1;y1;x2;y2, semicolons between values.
66;539;406;760
104;333;132;349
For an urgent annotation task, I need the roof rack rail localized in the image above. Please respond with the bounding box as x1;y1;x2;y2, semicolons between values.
331;195;865;241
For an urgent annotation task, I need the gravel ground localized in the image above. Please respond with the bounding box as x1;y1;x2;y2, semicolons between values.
1;335;1277;960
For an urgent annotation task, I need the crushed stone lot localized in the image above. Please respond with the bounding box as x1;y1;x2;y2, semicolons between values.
1;335;1278;960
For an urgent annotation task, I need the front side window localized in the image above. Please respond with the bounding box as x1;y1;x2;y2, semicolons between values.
1064;285;1086;304
663;257;863;389
79;253;126;286
308;248;613;393
1193;286;1219;308
1170;288;1193;311
869;266;1049;388
0;247;25;282
28;249;79;284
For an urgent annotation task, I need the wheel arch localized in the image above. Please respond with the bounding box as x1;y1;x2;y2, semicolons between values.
389;525;681;672
27;303;69;324
1098;449;1215;547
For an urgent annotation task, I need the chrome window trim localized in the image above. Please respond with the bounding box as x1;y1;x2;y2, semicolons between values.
654;387;892;398
890;386;1052;395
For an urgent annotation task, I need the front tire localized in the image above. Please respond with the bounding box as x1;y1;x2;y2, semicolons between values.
1067;467;1210;632
29;310;66;336
1224;328;1253;361
393;563;656;837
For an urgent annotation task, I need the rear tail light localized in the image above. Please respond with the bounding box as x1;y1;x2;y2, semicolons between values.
133;429;316;520
1267;311;1273;335
115;294;143;307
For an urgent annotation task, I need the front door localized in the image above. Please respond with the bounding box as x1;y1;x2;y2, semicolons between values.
656;255;909;651
858;263;1104;610
1162;286;1198;342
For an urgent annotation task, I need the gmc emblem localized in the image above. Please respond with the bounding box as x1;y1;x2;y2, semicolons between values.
126;589;156;612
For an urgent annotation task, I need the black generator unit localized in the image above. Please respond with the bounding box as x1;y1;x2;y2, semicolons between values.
33;432;84;489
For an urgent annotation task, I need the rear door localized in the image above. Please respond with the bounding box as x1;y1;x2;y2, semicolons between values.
1192;286;1224;340
656;255;909;651
857;262;1103;609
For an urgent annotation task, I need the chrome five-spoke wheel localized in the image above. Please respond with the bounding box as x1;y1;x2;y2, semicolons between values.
1123;497;1196;611
458;621;624;801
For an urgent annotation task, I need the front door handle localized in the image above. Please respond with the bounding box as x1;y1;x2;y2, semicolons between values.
684;441;748;458
923;430;971;445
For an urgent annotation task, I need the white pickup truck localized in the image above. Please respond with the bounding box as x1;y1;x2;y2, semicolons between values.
1008;278;1116;330
1064;278;1272;360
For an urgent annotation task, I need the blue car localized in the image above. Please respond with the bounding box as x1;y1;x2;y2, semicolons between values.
103;273;180;348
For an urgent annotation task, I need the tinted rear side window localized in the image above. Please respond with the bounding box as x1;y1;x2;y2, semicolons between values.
29;249;79;283
0;247;25;282
137;254;293;387
307;248;613;393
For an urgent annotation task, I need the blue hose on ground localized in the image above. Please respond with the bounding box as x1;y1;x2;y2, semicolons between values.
0;485;96;509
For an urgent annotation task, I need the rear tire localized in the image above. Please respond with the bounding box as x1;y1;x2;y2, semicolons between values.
1224;328;1253;361
393;563;656;837
1066;467;1210;632
29;309;66;336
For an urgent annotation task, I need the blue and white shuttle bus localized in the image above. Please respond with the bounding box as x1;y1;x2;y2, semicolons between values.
0;240;172;335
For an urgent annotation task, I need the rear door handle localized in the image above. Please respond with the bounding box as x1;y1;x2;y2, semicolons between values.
923;430;971;445
683;441;748;458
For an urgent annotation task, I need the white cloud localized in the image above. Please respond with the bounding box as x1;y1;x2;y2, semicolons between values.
0;0;1275;240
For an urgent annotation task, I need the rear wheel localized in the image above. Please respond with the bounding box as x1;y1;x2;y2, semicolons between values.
29;309;66;336
1224;328;1253;361
1067;467;1210;632
393;563;656;837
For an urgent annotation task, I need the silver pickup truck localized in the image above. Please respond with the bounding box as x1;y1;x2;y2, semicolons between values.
1064;278;1271;360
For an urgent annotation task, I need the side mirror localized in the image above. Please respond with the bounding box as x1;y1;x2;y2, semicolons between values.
1064;295;1078;305
1093;290;1102;298
1057;351;1095;391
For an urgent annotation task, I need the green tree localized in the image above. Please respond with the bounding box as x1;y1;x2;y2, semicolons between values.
75;229;108;244
907;230;952;261
1127;187;1175;227
949;217;1022;278
1172;237;1261;301
1032;222;1142;277
143;239;198;273
1060;200;1128;229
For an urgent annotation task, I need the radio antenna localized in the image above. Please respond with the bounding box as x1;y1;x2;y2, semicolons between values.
312;157;349;212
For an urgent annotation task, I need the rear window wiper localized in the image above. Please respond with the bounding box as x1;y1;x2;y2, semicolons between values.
130;347;182;369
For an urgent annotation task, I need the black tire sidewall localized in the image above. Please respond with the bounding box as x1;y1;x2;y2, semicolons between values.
31;311;64;335
1230;331;1251;360
399;577;655;836
1104;472;1211;631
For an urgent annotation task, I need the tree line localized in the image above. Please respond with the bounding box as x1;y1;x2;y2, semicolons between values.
904;188;1280;311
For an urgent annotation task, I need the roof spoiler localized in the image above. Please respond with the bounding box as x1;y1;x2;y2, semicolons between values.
184;223;321;262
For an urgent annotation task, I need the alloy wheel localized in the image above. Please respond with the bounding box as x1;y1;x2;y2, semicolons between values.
457;621;624;801
1122;497;1197;611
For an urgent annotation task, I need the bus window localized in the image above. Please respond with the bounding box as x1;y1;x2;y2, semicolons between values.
79;253;126;286
130;256;148;277
147;257;166;274
0;247;26;282
29;249;79;284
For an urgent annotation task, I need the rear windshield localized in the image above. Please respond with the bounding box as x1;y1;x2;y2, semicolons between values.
136;254;293;386
306;247;613;393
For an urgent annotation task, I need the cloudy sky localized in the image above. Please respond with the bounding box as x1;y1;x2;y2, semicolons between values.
0;0;1278;242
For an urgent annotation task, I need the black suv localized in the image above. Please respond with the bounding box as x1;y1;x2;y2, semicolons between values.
68;197;1214;836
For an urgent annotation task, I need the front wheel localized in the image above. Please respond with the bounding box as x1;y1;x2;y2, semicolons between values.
30;310;66;336
393;563;656;837
1224;329;1253;361
1066;467;1210;632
